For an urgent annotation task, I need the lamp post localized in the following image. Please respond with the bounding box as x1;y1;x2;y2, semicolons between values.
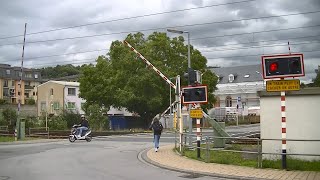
256;71;265;89
169;77;176;129
167;29;192;146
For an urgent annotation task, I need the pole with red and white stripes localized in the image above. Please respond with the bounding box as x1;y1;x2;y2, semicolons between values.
196;109;201;158
281;88;287;169
16;23;27;141
123;40;176;90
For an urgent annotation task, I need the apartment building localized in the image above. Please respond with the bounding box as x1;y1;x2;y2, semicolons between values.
0;64;42;104
37;81;85;116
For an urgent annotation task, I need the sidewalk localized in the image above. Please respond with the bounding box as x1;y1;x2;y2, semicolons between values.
145;144;320;180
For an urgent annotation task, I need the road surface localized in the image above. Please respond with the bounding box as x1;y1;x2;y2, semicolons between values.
0;124;259;180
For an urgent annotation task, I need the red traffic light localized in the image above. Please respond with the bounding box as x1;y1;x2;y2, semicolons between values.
269;62;278;72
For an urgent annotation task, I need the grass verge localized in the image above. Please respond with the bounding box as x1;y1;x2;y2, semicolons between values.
0;136;41;142
181;144;320;171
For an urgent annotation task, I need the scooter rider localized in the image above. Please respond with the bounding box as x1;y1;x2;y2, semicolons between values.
77;115;89;138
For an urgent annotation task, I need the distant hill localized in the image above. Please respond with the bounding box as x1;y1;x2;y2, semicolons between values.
39;64;81;79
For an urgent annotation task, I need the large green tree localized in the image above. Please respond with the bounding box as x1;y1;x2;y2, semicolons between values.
313;69;320;87
79;32;217;127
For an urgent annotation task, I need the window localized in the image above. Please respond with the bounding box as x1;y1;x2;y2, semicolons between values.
25;81;30;86
68;88;76;96
41;102;46;111
53;102;60;110
6;70;10;75
34;74;38;79
24;92;29;98
25;73;32;78
67;102;76;109
50;88;53;96
228;74;234;83
226;96;232;107
11;81;14;87
3;89;9;97
4;80;8;87
18;72;22;77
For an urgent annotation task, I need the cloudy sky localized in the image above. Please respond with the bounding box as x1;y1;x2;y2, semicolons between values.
0;0;319;82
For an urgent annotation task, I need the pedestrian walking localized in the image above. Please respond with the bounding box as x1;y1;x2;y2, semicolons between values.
149;114;163;152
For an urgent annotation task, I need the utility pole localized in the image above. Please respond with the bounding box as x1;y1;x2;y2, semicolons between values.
16;23;27;141
175;76;182;152
167;29;192;146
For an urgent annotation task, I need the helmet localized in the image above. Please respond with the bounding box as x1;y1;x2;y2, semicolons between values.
81;115;85;118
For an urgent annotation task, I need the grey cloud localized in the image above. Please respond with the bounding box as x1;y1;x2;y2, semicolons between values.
0;0;319;82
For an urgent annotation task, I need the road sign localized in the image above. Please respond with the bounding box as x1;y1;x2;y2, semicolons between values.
190;109;203;119
266;79;300;92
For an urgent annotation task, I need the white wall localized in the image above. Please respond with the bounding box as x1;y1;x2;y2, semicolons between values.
215;81;264;108
64;85;85;114
218;93;260;108
260;90;320;161
108;106;133;116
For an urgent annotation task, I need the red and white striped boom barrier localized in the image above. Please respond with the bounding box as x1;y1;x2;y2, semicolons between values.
123;40;176;90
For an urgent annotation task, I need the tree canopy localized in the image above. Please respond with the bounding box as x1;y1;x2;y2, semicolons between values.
313;68;320;87
79;32;218;126
40;64;81;79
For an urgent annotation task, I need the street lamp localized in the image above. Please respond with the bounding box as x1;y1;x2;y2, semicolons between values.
256;71;265;89
167;29;190;68
167;28;192;146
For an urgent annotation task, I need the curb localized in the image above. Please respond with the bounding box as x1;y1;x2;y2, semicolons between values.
139;147;267;180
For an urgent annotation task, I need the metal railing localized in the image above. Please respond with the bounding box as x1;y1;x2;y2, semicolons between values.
0;125;9;135
174;131;320;169
29;127;50;139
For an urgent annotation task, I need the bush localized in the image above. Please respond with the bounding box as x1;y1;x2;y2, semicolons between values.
39;114;68;130
2;107;17;128
24;116;40;129
25;99;36;105
61;110;80;128
0;117;7;126
44;116;67;130
0;99;8;105
84;104;108;131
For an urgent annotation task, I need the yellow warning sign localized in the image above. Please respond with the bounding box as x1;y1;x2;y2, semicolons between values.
266;79;300;92
190;109;203;119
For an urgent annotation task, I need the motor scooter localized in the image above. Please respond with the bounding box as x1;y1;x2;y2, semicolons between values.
69;124;92;142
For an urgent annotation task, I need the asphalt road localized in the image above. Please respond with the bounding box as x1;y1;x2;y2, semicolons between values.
0;124;259;180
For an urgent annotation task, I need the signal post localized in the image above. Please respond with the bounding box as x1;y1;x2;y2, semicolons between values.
182;75;208;158
261;53;304;169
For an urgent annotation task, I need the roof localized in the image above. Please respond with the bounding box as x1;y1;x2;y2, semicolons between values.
53;74;80;81
38;80;79;87
209;64;263;84
50;81;79;86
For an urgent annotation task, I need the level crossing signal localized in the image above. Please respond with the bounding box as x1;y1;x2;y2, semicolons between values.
262;53;304;79
182;85;208;104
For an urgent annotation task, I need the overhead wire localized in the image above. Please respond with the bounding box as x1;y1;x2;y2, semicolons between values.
199;40;320;52
0;0;258;40
2;34;319;63
205;49;320;60
1;10;319;47
22;49;320;68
